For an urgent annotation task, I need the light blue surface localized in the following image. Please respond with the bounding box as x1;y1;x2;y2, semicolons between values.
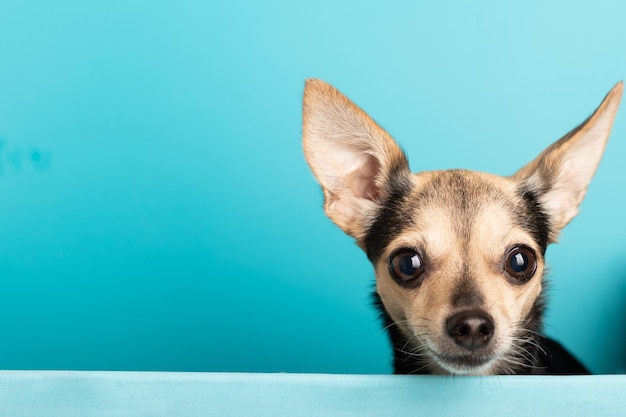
0;1;625;375
0;371;624;417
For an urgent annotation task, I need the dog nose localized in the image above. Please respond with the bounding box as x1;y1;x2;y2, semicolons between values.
446;310;494;351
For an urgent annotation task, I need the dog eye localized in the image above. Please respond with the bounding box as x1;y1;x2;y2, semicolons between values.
389;249;425;287
504;246;537;283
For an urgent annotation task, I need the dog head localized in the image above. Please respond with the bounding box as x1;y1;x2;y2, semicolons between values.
302;79;622;375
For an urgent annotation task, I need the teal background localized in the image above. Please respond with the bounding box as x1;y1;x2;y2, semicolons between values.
0;1;624;374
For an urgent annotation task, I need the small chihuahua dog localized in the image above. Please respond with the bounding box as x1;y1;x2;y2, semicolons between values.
302;79;622;375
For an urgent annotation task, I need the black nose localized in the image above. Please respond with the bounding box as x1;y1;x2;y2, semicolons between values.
446;310;494;351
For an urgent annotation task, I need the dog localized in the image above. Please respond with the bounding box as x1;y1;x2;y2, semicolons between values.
301;79;622;375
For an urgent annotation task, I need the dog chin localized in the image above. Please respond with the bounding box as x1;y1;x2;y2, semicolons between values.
433;353;498;376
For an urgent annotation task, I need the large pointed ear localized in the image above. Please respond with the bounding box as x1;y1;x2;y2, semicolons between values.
302;79;411;241
513;82;623;242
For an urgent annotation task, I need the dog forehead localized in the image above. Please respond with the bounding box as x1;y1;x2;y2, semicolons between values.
365;169;535;262
411;170;548;256
406;171;522;253
411;170;514;231
412;170;513;209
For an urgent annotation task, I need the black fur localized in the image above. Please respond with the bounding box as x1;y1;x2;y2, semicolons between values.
517;186;551;255
532;335;590;375
364;169;414;263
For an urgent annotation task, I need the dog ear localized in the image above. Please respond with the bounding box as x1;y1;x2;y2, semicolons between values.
513;82;623;242
302;79;411;241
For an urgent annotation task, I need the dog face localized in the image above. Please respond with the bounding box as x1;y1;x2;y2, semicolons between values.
302;79;622;375
370;169;547;374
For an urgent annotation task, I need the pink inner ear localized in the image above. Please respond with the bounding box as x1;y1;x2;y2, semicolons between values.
349;154;381;201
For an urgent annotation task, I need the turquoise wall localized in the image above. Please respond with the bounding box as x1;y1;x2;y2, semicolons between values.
0;1;624;374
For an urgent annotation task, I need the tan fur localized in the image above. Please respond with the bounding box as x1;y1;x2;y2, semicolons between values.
302;79;410;242
513;82;623;241
302;79;622;375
